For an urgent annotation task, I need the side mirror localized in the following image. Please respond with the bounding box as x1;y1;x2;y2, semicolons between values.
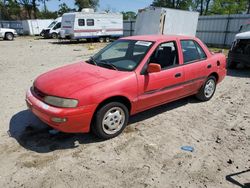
147;63;161;73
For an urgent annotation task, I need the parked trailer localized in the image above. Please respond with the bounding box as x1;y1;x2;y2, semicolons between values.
135;7;199;36
60;9;123;42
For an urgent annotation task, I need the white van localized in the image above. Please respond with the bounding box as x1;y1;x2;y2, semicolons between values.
40;17;62;39
60;9;123;42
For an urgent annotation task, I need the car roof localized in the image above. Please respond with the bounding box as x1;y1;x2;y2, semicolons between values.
121;35;196;42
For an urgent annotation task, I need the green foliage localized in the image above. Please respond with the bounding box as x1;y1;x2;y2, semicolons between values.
37;9;57;19
0;0;21;19
57;2;72;16
151;0;192;10
75;0;99;11
210;0;248;14
122;11;136;20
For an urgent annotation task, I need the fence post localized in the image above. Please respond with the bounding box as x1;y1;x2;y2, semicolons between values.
223;14;230;46
130;20;133;36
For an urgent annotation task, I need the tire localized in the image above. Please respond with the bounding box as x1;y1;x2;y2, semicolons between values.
99;37;105;43
105;37;110;42
227;60;237;69
92;102;129;139
51;33;58;39
5;33;14;41
196;76;217;101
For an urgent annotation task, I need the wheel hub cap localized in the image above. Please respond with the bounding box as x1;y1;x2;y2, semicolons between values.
204;79;215;98
102;107;125;135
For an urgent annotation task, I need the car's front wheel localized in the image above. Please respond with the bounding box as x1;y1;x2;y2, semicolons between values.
92;102;129;139
5;32;14;41
196;76;217;101
51;33;58;39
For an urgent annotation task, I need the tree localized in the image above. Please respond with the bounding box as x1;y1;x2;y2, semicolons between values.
191;0;212;15
58;2;71;16
75;0;99;11
0;0;20;19
39;0;49;12
18;0;33;18
247;0;250;13
151;0;192;10
210;0;247;14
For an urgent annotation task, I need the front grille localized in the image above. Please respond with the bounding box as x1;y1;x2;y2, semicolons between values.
32;86;46;99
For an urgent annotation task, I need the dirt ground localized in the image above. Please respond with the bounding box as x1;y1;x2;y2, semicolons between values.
0;37;249;188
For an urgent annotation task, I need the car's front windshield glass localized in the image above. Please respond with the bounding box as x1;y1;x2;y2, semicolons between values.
48;21;57;28
89;40;153;71
240;24;250;33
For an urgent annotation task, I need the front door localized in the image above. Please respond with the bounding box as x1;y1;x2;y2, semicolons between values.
136;41;185;112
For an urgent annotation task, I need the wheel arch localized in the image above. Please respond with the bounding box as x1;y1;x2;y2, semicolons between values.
208;72;219;82
95;95;132;114
5;32;13;37
90;95;132;127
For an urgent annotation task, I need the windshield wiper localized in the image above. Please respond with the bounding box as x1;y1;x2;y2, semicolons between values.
89;56;98;66
98;60;118;70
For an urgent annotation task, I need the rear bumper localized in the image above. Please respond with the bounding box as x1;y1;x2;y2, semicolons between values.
25;89;97;133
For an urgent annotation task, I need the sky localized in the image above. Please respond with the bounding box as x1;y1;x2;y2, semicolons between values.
42;0;152;12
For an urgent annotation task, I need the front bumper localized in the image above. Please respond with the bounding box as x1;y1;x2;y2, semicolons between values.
228;51;250;66
25;89;97;133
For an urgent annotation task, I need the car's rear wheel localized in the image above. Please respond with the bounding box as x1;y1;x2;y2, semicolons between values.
99;37;105;43
105;37;110;42
5;33;14;41
92;102;129;139
196;76;216;101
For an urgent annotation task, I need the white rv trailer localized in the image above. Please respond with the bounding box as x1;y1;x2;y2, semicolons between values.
135;7;199;36
60;9;123;42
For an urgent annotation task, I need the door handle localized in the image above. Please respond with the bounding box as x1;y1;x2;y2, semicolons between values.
207;64;212;69
175;73;182;78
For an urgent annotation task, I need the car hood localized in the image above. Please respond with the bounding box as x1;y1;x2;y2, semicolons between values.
1;28;16;33
34;61;129;97
235;31;250;40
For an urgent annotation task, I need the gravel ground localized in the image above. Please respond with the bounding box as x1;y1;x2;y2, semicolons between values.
0;37;249;188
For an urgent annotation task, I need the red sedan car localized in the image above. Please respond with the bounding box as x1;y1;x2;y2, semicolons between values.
26;35;226;139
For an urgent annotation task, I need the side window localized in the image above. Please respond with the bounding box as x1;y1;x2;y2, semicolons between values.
78;19;85;26
195;41;207;59
87;19;94;26
181;40;206;63
149;41;179;70
53;22;61;30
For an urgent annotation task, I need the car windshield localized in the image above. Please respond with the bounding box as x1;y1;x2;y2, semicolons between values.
239;24;250;33
48;21;57;28
89;40;153;71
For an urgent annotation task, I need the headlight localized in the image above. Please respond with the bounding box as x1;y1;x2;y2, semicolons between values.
44;96;78;108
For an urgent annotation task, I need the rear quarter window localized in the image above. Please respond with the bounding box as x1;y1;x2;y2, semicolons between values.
181;40;207;63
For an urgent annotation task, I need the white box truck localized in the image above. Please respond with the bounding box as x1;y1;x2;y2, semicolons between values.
22;19;53;35
135;7;199;36
60;9;123;42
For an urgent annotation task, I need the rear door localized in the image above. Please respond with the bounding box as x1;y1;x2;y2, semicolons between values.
180;40;209;94
30;20;40;35
136;40;185;111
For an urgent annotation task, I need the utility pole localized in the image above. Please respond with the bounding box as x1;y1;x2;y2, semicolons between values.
248;0;250;14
